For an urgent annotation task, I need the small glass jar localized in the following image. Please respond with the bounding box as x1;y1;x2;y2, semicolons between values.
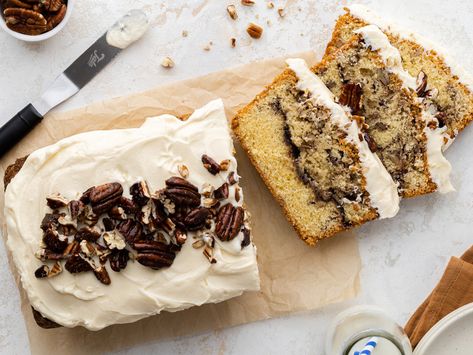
325;305;413;355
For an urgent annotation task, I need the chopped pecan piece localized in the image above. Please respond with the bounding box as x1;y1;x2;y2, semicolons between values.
235;186;241;202
117;219;142;245
416;71;428;97
228;171;239;185
46;193;68;209
339;83;362;114
118;196;138;214
363;133;378;152
40;213;61;231
130;181;151;206
62;240;80;257
35;249;64;261
175;229;187;245
68;200;84;219
201;155;221;175
93;266;111;285
48;261;63;278
184;207;211;230
108;206;126;220
43;229;68;253
103;230;126;250
89;182;123;214
34;265;49;278
219;159;231;171
75;226;101;242
109;249;129;272
65;255;93;273
241;227;251;249
102;217;115;231
214;182;229;200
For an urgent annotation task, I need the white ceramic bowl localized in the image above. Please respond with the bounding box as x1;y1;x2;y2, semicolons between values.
0;0;74;42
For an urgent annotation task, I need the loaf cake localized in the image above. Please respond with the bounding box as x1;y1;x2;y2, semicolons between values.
313;25;453;197
325;4;473;142
232;58;400;246
3;99;259;330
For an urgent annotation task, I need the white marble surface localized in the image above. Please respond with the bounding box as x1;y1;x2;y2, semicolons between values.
1;0;473;354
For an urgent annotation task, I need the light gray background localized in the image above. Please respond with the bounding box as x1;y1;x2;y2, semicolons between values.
1;0;473;354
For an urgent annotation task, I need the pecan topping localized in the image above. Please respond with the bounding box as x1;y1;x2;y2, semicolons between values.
93;266;111;285
118;196;138;214
219;159;231;171
130;181;151;206
109;249;129;272
241;227;251;249
4;8;47;35
339;83;362;114
117;219;142;245
103;230;126;250
108;206;126;220
75;226;101;242
136;252;175;270
80;187;94;204
165;177;201;207
201;154;221;175
34;265;49;278
184;207;211;231
40;213;61;231
43;229;68;253
203;247;217;264
68;200;84;219
35;249;64;261
214;183;229;200
102;217;115;232
235;186;241;202
65;255;93;273
215;204;244;241
175;229;187;245
48;261;63;278
89;182;123;214
46;193;68;209
178;164;189;178
228;171;239;185
416;71;428;97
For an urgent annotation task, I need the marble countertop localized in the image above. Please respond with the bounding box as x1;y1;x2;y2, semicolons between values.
1;0;473;353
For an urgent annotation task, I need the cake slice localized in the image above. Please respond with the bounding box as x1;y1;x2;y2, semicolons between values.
4;99;259;330
313;25;453;196
325;4;473;142
233;58;399;246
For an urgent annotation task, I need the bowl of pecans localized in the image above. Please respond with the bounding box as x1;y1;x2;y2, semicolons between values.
0;0;73;42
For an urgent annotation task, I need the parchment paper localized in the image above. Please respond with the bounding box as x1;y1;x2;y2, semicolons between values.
0;52;361;355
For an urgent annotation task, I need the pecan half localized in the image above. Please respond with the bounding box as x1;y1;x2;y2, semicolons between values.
4;8;47;35
65;255;93;273
184;207;211;230
215;204;244;241
117;219;142;245
89;182;123;214
109;249;129;272
135;240;176;269
201;155;221;175
339;83;362;114
41;0;63;12
165;177;200;207
214;182;229;200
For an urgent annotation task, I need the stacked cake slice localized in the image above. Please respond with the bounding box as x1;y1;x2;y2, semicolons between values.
326;4;473;142
233;58;399;246
233;8;465;246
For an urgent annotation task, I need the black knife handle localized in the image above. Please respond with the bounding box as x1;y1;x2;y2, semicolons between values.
0;104;43;157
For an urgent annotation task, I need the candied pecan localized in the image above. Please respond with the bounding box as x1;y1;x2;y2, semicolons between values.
214;182;229;200
46;193;68;209
75;226;101;242
43;229;68;253
109;249;129;272
65;255;92;273
130;181;151;206
241;227;251;249
201;154;221;175
184;207;211;231
34;265;49;278
93;266;111;285
89;182;123;214
339;83;362;114
68;200;84;219
117;219;142;245
102;217;115;231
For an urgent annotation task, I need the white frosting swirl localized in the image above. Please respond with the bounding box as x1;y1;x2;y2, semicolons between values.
286;58;400;219
4;99;259;330
106;9;149;49
354;25;454;194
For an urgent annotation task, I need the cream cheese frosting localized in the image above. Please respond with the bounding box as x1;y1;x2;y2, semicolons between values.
286;58;400;219
354;25;454;194
4;99;259;330
106;9;149;49
348;4;473;93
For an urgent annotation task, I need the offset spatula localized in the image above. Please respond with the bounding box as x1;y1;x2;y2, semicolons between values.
0;9;149;158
